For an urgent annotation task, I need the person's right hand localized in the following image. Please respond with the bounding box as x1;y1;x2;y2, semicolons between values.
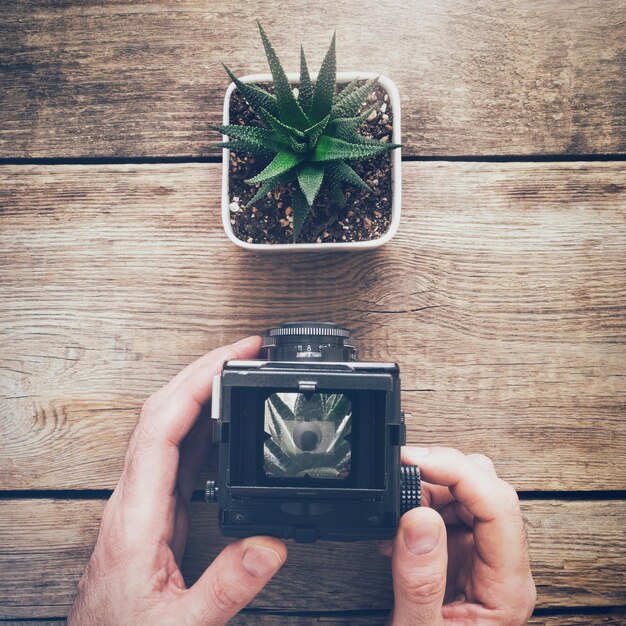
381;447;536;625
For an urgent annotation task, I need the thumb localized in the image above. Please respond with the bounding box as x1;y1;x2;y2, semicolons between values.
183;536;287;625
390;507;447;626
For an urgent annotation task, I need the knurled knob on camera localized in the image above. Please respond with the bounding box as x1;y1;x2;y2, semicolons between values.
400;465;421;515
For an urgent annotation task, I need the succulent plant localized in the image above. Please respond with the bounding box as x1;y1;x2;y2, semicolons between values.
263;392;352;479
211;22;400;242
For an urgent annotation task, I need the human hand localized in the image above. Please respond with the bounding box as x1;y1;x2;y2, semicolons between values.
381;447;536;625
68;336;287;626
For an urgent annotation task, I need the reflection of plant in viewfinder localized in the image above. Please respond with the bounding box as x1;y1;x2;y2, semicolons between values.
264;393;351;479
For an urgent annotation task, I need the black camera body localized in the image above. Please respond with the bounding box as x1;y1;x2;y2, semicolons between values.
208;322;420;543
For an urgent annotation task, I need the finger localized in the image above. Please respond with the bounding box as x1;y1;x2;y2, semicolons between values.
390;507;447;626
438;501;474;528
403;447;528;575
175;336;263;487
146;336;261;410
467;452;497;474
184;537;287;626
120;337;261;518
402;448;454;511
177;404;213;502
139;336;262;448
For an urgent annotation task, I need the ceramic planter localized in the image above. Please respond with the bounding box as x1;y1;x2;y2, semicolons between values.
220;72;401;251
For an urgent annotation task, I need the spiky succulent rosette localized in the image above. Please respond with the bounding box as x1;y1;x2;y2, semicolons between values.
211;22;400;242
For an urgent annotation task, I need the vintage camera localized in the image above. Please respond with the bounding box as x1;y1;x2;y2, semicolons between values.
206;322;420;543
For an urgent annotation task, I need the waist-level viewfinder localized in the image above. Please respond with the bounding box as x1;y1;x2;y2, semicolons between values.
207;322;420;543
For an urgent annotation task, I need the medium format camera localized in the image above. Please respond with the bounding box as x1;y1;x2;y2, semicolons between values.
206;322;421;543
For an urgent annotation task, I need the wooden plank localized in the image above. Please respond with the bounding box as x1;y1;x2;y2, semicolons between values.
0;1;624;158
1;162;624;491
5;614;626;626
0;499;624;618
224;613;626;626
4;614;626;626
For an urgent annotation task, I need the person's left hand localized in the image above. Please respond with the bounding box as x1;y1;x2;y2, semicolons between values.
68;336;287;626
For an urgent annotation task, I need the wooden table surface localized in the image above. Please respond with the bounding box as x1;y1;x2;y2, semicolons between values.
1;1;625;624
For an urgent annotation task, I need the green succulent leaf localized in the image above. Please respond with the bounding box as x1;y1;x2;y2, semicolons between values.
297;467;341;478
222;64;279;118
303;114;330;145
330;180;346;208
326;394;351;423
268;392;296;422
245;170;294;207
325;161;370;191
291;186;312;242
266;401;297;453
297;163;325;206
326;107;374;141
214;140;277;158
258;107;305;145
331;77;378;119
264;440;288;472
309;33;336;123
288;135;310;153
298;46;313;114
210;124;286;154
246;181;274;207
311;134;395;162
294;392;323;421
245;149;306;184
326;413;352;453
257;21;310;130
334;77;360;103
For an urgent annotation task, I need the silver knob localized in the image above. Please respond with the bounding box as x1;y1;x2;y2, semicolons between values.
205;480;218;502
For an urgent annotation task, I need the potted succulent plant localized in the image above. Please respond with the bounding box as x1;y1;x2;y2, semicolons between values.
211;22;402;250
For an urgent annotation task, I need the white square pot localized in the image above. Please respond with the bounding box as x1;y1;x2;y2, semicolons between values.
220;72;402;251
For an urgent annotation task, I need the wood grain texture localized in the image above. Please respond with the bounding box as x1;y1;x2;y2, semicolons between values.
5;615;626;626
1;162;625;491
0;498;624;618
0;1;624;158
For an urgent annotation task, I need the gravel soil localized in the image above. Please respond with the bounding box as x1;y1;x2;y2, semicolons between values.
225;82;394;245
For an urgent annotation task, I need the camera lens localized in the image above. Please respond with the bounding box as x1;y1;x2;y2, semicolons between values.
261;322;357;362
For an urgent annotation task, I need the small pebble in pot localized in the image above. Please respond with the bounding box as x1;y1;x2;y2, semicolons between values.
229;201;240;213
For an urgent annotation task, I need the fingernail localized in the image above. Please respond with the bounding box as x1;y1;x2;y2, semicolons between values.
242;544;282;578
404;522;441;555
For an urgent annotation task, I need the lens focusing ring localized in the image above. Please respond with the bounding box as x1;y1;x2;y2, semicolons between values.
268;324;351;338
261;322;356;362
